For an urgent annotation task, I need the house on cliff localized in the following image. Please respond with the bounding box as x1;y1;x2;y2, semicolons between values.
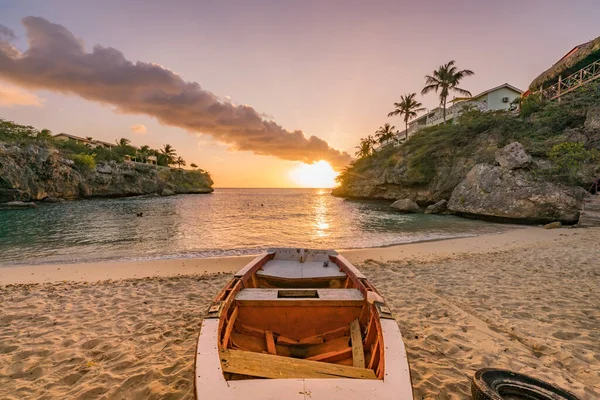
53;133;115;150
400;83;523;139
528;35;600;100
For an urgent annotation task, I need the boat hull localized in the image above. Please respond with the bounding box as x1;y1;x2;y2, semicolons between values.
194;248;414;399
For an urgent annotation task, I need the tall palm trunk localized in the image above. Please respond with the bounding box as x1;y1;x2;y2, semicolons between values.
405;120;408;140
443;97;447;125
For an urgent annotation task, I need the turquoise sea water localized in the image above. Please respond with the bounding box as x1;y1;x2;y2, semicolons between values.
0;188;517;266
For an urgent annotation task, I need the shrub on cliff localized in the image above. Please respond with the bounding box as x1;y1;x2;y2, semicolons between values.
72;153;96;173
548;142;598;183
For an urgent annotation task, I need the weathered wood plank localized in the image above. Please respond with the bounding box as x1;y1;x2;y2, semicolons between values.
236;323;265;339
231;332;293;357
265;330;276;355
367;338;380;370
276;335;299;345
299;325;349;344
350;319;365;368
306;347;352;363
220;349;377;380
221;306;239;348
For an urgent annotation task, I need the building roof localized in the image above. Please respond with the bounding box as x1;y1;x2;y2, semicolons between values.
93;140;116;147
453;83;523;102
529;35;600;90
53;133;116;147
409;83;522;125
53;132;92;143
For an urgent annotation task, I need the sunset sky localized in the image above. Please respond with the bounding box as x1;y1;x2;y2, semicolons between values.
1;0;599;187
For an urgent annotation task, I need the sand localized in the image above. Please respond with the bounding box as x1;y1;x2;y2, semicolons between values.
0;227;599;399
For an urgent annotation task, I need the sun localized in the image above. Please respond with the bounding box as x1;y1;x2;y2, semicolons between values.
289;160;339;188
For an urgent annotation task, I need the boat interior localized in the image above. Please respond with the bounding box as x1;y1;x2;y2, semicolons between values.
211;248;390;381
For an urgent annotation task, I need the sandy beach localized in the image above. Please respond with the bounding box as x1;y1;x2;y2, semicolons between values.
1;227;599;399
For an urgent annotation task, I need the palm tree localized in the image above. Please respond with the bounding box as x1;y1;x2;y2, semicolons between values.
190;163;198;169
354;135;376;159
175;156;186;169
421;60;474;125
160;144;177;165
137;145;150;163
116;138;131;146
374;123;397;146
388;93;426;140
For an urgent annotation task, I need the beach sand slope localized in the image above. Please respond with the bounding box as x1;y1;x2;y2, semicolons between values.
0;228;599;399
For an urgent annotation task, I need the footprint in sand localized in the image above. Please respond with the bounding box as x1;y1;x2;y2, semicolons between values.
552;331;581;340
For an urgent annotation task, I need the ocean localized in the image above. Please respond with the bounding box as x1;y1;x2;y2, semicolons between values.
0;188;517;266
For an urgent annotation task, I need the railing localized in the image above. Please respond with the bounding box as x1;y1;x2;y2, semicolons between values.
534;59;600;101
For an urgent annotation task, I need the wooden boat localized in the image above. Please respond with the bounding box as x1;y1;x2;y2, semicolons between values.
195;248;413;399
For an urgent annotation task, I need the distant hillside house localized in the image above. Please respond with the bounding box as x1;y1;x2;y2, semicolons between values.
146;155;157;165
53;133;115;149
402;83;523;138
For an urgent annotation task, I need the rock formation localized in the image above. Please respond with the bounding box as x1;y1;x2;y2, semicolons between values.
424;200;449;215
390;199;420;213
0;143;213;203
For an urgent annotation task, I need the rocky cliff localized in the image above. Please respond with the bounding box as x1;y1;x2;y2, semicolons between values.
334;85;600;224
0;143;213;203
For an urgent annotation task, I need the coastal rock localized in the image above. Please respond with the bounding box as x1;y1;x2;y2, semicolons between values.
0;142;213;203
96;164;113;174
448;164;586;224
585;105;600;131
43;197;65;203
425;200;448;214
60;158;74;166
544;221;562;229
495;142;532;170
390;198;420;213
0;201;37;209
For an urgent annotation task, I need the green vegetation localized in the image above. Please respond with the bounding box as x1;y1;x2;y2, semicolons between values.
548;142;598;182
72;153;96;173
354;135;376;159
421;60;474;125
374;123;397;146
387;93;425;140
0;118;203;171
338;82;600;188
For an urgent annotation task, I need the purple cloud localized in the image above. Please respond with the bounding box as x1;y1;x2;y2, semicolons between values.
0;17;351;168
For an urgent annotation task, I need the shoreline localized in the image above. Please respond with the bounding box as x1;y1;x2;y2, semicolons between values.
0;226;578;285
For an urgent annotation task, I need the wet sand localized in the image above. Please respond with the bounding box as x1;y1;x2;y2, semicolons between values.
0;227;599;399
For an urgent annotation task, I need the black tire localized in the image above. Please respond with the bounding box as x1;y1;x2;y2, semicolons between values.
471;368;580;400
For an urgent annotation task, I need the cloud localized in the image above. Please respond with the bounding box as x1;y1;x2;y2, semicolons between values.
0;84;43;107
130;123;147;134
0;17;352;169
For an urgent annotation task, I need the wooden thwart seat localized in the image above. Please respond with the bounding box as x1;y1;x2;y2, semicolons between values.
235;288;364;307
256;259;346;280
220;349;377;380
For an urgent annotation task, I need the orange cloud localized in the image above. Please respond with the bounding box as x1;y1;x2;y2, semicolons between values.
130;124;147;134
0;17;352;169
0;85;43;107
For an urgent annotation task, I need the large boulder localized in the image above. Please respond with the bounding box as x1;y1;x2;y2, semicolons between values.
448;164;586;224
390;198;420;213
425;199;449;214
495;142;532;170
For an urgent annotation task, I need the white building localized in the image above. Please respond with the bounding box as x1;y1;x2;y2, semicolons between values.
402;83;523;138
53;133;116;150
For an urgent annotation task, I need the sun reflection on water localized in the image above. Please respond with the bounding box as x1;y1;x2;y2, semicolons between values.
312;191;330;239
